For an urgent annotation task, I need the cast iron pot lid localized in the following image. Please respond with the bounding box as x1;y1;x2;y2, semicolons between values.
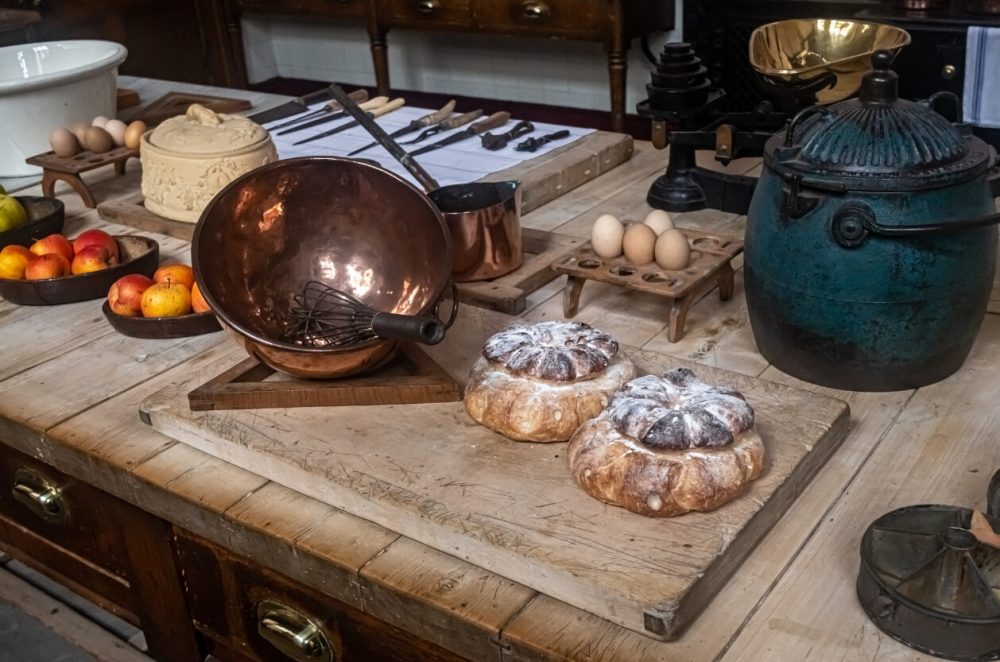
766;50;994;193
857;503;1000;660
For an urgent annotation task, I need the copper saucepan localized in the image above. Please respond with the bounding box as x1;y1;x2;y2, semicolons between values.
327;84;524;282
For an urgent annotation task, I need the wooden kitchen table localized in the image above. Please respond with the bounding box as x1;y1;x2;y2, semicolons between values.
1;127;998;660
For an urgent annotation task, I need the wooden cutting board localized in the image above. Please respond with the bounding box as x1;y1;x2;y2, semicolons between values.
133;91;253;125
139;307;850;641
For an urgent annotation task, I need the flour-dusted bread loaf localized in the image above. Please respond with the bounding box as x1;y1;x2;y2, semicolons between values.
464;321;636;442
568;368;766;516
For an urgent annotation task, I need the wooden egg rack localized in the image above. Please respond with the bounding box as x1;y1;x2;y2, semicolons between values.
26;146;139;209
551;228;743;342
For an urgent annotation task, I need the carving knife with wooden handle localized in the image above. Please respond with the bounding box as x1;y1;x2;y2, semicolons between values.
277;96;388;136
409;112;511;157
348;100;457;156
292;98;406;146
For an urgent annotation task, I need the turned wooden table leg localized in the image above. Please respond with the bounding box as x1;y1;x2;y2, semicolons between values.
369;27;390;96
668;295;695;342
717;263;735;301
563;276;586;317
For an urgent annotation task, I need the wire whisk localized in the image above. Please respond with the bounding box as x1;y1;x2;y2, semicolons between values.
284;280;446;348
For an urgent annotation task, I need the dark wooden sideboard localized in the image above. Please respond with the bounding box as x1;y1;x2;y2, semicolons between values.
235;0;675;132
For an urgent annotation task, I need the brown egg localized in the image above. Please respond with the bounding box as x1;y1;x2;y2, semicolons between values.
622;223;657;265
48;127;80;157
123;120;147;150
654;228;691;271
70;122;91;145
84;126;114;153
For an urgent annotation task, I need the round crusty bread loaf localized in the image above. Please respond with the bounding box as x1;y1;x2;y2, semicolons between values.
464;321;636;442
568;369;766;516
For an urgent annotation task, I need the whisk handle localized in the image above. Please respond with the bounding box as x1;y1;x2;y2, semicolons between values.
370;312;446;345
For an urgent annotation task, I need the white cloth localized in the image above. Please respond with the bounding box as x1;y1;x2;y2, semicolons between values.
263;105;592;189
964;26;1000;129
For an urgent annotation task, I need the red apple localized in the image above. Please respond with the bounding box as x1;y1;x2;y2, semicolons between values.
72;229;120;264
108;273;154;317
24;253;71;280
71;245;111;275
30;234;74;262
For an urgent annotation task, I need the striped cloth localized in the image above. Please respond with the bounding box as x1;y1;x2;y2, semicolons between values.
964;26;1000;129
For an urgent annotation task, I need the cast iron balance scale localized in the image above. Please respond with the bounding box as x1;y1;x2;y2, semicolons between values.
637;20;911;214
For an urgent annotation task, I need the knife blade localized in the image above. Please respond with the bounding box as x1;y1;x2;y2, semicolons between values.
276;96;388;136
292;98;406;146
266;89;369;131
347;100;457;156
398;109;484;146
247;85;339;124
409;112;511;157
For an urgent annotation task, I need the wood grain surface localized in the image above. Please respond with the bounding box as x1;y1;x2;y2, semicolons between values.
140;305;850;640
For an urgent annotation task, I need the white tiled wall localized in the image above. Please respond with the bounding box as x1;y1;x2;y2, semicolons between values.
240;5;683;114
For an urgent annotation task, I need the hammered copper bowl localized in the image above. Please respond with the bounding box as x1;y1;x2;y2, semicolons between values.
192;157;453;379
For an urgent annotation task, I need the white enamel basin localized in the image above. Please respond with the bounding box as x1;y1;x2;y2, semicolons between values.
0;41;128;177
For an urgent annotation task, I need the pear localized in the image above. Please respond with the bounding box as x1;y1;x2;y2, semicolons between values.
0;195;28;233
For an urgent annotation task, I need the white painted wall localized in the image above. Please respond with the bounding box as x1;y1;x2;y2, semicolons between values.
240;5;683;114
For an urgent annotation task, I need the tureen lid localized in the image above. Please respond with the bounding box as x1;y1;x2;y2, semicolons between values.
765;51;994;192
147;104;270;155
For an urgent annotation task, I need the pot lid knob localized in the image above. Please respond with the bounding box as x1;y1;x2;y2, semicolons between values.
859;50;898;105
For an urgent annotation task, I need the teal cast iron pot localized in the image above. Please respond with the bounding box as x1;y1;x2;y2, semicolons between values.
744;51;1000;391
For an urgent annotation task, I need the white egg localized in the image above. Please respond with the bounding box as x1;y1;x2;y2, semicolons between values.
104;119;127;146
91;115;110;128
622;223;657;265
654;229;691;271
644;209;674;235
590;213;625;258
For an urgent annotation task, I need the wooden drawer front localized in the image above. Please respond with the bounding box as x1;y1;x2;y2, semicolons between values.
176;530;464;662
240;0;367;19
474;0;606;38
382;0;473;29
0;447;130;579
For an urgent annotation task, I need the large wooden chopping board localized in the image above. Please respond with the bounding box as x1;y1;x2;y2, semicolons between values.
140;308;849;640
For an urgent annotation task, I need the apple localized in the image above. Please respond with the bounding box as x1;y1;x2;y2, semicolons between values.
0;245;32;279
141;281;192;318
71;245;112;275
190;281;210;313
30;233;74;262
24;253;71;280
152;263;196;290
108;274;154;317
72;229;120;264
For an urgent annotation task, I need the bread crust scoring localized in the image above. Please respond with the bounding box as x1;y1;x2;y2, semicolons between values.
568;369;765;516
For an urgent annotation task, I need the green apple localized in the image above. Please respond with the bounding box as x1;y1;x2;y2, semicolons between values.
0;195;28;233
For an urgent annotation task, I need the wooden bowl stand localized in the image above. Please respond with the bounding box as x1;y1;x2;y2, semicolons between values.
26;146;139;209
552;229;744;342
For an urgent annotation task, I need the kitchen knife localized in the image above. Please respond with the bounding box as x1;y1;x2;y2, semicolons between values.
409;112;511;157
292;98;406;146
398;109;484;146
276;96;389;136
247;86;338;125
347;100;457;156
265;89;369;131
515;129;571;152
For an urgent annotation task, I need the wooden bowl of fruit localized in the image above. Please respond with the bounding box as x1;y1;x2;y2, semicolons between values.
102;264;221;339
0;229;158;305
0;195;65;249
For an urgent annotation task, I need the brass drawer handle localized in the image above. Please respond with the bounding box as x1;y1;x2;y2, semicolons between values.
415;0;442;14
257;599;333;662
942;64;957;80
12;468;68;525
522;0;551;18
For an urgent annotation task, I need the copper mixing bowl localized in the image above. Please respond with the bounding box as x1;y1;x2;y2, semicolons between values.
192;157;453;379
